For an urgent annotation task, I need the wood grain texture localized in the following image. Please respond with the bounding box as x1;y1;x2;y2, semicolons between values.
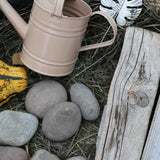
142;96;160;160
96;27;160;160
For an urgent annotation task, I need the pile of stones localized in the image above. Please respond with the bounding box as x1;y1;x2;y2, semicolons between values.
0;147;86;160
0;80;100;160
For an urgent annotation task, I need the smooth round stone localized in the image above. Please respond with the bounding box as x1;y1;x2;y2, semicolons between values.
70;83;100;121
67;156;86;160
31;149;60;160
25;80;67;119
0;146;28;160
42;102;81;141
0;110;38;146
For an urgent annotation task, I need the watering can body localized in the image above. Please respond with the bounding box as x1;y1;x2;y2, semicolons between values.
0;0;117;76
22;0;91;76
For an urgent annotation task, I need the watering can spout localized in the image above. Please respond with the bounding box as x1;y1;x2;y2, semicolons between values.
0;0;27;39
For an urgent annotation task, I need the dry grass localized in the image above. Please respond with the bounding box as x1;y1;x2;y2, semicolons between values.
0;1;160;160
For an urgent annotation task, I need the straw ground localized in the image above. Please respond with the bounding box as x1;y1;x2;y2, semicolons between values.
0;1;159;160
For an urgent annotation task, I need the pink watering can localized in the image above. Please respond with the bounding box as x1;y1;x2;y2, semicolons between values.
0;0;117;76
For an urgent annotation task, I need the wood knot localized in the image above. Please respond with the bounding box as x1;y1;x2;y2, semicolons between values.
127;91;149;107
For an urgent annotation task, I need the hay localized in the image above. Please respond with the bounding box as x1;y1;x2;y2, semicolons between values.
0;1;160;159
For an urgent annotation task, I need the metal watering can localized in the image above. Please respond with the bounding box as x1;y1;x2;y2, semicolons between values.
0;0;117;76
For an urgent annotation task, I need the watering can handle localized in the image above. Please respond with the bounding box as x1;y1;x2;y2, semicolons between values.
52;0;65;16
80;11;117;52
52;1;117;51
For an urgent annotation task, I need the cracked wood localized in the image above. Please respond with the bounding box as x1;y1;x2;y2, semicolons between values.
142;96;160;160
96;27;160;160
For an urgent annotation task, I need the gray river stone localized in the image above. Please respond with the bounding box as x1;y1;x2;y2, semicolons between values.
42;102;81;141
31;149;60;160
0;110;38;146
25;80;67;119
0;146;28;160
67;156;86;160
70;83;100;121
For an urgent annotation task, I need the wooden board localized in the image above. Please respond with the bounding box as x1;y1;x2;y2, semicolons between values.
141;96;160;160
96;27;160;160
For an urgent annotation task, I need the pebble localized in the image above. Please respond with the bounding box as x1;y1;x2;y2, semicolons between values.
0;110;38;146
0;146;28;160
25;80;67;119
42;102;81;141
67;156;86;160
70;83;100;121
31;149;60;160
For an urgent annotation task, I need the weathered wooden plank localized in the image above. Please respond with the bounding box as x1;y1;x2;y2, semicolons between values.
141;96;160;160
96;27;160;160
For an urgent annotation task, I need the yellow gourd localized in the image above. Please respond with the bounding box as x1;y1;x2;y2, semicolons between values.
0;60;28;106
